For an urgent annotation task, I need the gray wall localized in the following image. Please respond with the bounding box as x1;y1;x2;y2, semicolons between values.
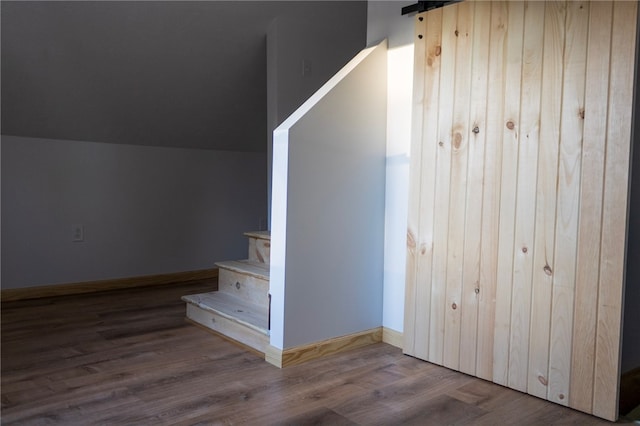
1;1;367;289
622;11;640;373
1;1;367;152
266;6;368;223
1;135;266;288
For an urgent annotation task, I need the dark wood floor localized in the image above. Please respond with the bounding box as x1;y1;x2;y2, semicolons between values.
0;281;621;425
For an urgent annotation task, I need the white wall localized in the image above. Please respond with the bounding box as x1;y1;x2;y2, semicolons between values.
1;135;266;289
270;41;387;349
367;1;416;334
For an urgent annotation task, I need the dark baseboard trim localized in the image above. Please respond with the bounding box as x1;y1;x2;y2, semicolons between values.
1;268;219;302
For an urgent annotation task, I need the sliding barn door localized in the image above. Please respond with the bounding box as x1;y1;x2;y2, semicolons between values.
404;1;637;421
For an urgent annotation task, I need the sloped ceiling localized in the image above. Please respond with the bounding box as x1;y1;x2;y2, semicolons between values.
1;1;366;151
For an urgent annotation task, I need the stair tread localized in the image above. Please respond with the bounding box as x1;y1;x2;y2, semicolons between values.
215;259;269;279
182;292;269;334
243;230;271;241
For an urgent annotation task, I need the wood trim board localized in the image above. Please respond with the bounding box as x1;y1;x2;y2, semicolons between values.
1;268;219;302
382;327;403;349
266;328;383;368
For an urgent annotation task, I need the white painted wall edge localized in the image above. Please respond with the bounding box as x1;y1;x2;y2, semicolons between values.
270;39;387;349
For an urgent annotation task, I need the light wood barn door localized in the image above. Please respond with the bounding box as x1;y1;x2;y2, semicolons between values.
404;1;637;421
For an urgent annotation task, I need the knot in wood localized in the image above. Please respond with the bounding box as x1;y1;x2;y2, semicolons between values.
538;375;548;386
506;121;515;130
407;231;417;249
451;303;457;310
522;247;528;253
235;281;241;289
453;132;463;150
472;126;480;134
418;34;423;39
543;264;553;276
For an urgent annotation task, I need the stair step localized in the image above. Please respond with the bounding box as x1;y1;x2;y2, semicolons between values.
216;260;269;280
182;292;269;353
243;230;271;241
216;261;269;307
244;231;271;265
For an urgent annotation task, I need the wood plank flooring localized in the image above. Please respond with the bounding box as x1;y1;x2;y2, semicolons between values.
1;281;618;425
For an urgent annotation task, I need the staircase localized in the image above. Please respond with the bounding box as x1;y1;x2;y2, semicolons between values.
182;231;270;353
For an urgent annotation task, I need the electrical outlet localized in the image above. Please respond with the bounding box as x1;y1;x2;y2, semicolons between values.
72;224;84;242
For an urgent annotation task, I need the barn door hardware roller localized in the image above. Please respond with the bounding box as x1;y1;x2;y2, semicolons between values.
401;1;461;16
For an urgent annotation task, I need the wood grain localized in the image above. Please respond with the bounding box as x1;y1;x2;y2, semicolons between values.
507;0;544;393
414;5;445;363
570;0;612;412
475;1;508;382
548;1;589;406
527;0;565;400
493;1;525;387
405;1;636;421
382;327;403;349
403;10;429;360
0;268;218;302
275;328;383;368
459;0;490;377
443;0;473;372
429;3;457;366
1;282;611;425
593;1;637;420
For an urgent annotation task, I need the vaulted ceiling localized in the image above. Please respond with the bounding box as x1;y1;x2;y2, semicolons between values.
1;1;366;151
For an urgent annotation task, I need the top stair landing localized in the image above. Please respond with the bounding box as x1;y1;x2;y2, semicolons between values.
244;230;271;240
244;230;270;265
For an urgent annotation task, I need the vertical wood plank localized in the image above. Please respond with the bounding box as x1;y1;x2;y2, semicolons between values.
403;13;428;358
548;0;589;406
459;0;490;376
569;0;612;413
527;0;565;400
493;0;525;387
507;0;545;393
443;0;474;371
593;1;637;420
410;9;445;361
476;1;508;381
405;1;635;419
428;3;458;365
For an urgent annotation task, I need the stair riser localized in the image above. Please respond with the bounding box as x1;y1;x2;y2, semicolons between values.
218;268;269;308
248;237;270;265
186;304;268;353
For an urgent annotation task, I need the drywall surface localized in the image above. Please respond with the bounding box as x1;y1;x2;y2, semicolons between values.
367;1;416;334
266;9;367;225
1;135;266;289
2;1;366;152
622;15;640;372
270;41;387;349
623;124;640;374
